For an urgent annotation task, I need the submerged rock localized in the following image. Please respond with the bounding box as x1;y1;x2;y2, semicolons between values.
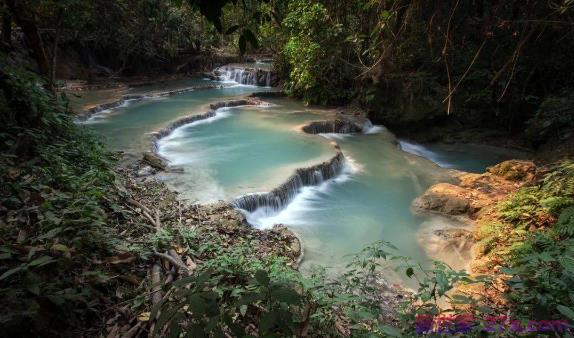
302;119;363;134
136;165;156;177
433;228;474;242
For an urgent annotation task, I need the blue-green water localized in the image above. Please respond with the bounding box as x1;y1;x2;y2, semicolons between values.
83;82;266;153
399;140;526;173
157;106;336;201
82;80;522;283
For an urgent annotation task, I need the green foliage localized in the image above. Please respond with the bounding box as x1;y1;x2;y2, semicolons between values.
500;162;574;229
279;0;354;105
476;161;574;321
152;241;409;337
526;89;574;145
0;64;126;334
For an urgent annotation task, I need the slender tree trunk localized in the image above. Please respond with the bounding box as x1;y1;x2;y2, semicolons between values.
2;9;12;48
5;0;52;91
51;28;60;88
50;10;64;88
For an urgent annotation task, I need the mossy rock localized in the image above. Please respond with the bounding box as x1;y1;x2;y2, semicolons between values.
487;160;536;182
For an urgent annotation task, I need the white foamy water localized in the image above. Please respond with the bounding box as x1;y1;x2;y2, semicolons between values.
399;140;454;168
242;161;356;229
363;125;385;134
318;133;352;140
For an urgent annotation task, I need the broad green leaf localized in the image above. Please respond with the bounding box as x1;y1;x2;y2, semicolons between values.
0;266;24;280
259;311;277;334
557;305;574;320
225;25;240;35
28;255;56;267
189;294;206;316
255;270;270;286
379;324;402;337
271;287;301;305
36;227;63;240
239;304;247;316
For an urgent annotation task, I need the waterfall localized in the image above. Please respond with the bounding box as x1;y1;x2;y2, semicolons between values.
265;71;271;87
220;67;256;85
218;66;276;87
362;119;385;134
233;152;345;213
363;119;373;131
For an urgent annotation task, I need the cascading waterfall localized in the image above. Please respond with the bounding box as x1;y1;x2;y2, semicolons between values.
265;71;271;87
232;152;346;213
218;66;277;87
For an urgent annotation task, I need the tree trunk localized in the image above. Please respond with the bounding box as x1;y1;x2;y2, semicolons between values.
5;0;52;89
2;8;12;48
50;10;64;88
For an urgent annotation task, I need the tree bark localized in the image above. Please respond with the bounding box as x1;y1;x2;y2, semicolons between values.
2;8;12;48
5;0;51;87
50;10;64;89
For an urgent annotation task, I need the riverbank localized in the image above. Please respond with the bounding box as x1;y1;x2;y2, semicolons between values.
410;158;574;319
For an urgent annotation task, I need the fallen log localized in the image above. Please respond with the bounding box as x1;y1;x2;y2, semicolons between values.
142;152;168;171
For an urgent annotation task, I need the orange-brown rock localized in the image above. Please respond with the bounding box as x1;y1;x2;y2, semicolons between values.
412;160;537;220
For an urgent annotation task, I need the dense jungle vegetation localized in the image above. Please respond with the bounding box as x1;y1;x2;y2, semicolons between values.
1;0;574;337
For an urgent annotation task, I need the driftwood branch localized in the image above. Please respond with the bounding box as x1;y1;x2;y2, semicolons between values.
126;198;162;229
153;251;190;274
150;263;163;306
121;322;142;338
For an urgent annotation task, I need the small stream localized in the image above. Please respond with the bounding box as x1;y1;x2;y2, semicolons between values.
79;74;523;285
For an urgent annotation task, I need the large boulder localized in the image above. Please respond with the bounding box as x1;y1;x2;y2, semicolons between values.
412;183;472;216
413;160;538;219
487;160;536;182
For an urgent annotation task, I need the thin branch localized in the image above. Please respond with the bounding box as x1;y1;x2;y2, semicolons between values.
442;39;487;103
153;251;190;273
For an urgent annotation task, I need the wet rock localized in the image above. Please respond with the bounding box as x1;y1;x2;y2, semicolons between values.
412;183;472;216
487;160;536;182
433;228;473;242
271;224;302;265
249;91;286;98
302;119;362;134
166;165;185;173
142;152;169;171
150;111;216;151
413;160;538;220
209;98;261;110
136;165;156;177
